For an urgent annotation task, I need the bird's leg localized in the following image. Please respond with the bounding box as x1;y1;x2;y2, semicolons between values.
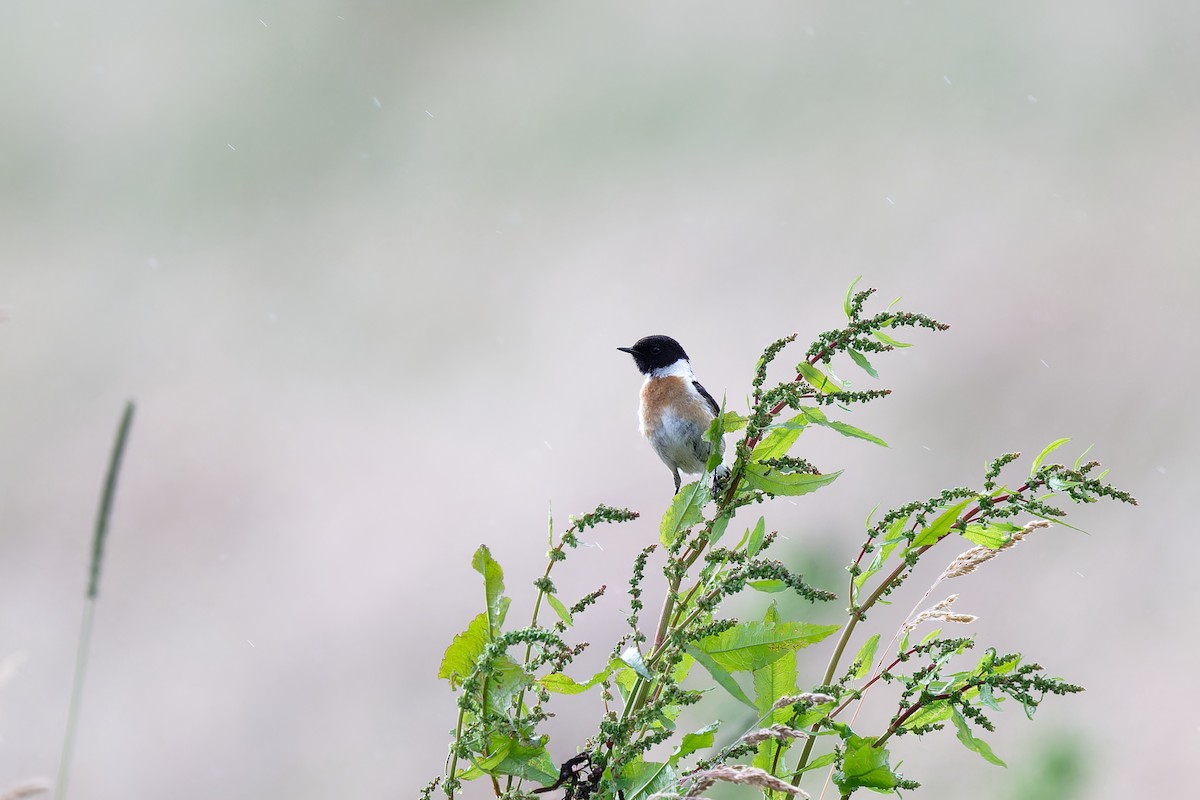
672;469;681;495
710;465;730;497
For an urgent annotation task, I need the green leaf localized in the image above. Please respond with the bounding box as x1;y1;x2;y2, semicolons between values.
744;465;842;497
619;644;653;680
1031;437;1071;477
753;611;798;720
751;653;797;769
872;328;912;348
539;662;612;695
709;513;731;545
751;422;806;461
472;545;507;636
952;707;1007;766
539;672;588;695
791;699;838;729
466;735;511;773
749;579;788;593
486;735;559;784
692;620;841;673
853;515;909;599
843;275;862;319
910;496;976;548
708;411;747;439
834;733;902;793
437;612;489;688
660;480;708;546
747;517;766;557
613;664;638;701
684;644;757;709
847;348;879;378
852;634;881;680
703;403;731;471
979;683;1003;712
823;419;888;447
484;655;531;715
900;699;953;731
797;361;845;394
962;522;1017;549
669;721;720;767
544;592;573;626
1072;443;1095;469
919;627;943;645
617;758;677;800
793;751;838;776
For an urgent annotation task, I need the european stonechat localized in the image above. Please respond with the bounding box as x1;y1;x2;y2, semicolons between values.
618;335;727;494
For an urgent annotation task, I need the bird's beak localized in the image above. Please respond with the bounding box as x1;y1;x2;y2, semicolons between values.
617;346;635;354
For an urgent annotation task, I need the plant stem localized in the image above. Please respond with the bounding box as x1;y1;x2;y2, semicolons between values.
56;401;135;800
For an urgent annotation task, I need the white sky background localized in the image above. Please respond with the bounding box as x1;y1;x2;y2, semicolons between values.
2;2;1196;798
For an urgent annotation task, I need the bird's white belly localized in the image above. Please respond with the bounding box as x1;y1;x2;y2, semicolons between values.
648;410;710;475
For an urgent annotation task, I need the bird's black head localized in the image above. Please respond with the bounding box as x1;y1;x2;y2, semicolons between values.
618;335;690;375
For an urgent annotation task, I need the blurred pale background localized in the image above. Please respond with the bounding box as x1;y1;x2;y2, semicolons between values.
2;2;1196;798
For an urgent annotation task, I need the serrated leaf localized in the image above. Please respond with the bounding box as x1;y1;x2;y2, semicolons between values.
617;758;677;800
1030;438;1071;477
472;545;507;636
544;592;573;626
797;361;845;393
952;707;1007;766
437;612;490;688
670;721;720;767
684;644;757;709
852;634;881;680
692;620;841;673
753;607;798;719
747;517;766;557
848;348;879;378
748;579;788;593
834;734;901;792
910;496;976;548
660;480;708;546
619;644;653;680
752;642;797;770
844;275;862;318
753;654;797;721
745;465;842;497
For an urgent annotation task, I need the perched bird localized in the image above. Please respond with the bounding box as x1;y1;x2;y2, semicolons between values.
618;335;726;494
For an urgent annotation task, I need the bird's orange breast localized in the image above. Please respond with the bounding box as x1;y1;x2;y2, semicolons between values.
639;376;713;438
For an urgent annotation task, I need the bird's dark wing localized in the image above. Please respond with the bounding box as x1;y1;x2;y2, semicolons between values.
692;380;721;417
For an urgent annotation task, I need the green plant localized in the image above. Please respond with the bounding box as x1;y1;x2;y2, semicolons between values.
425;281;1135;800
